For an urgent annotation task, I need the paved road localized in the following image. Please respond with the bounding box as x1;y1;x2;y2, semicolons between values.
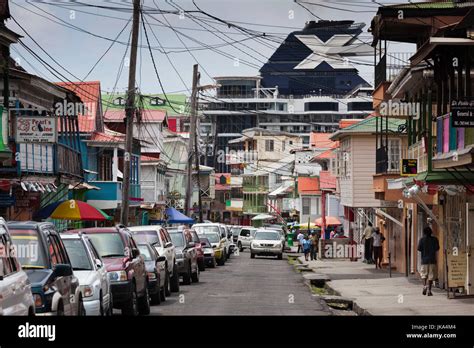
150;250;330;315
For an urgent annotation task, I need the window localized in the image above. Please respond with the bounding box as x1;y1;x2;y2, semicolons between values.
265;140;274;152
98;153;113;181
315;197;321;215
302;197;311;215
388;139;401;172
281;141;286;152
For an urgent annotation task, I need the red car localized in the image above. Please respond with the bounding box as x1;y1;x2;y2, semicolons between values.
190;229;205;271
67;226;150;316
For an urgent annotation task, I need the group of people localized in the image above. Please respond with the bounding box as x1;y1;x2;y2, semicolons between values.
360;222;385;269
296;231;319;261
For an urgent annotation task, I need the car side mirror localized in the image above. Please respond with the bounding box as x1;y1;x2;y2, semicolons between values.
53;264;73;278
165;242;173;248
157;255;166;262
95;259;103;268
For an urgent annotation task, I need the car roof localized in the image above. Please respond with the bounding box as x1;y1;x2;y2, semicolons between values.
67;227;121;234
193;223;220;226
59;233;81;239
7;221;55;230
128;225;163;231
256;229;280;233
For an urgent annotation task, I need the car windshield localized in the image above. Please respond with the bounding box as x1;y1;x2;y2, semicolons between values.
254;231;280;240
231;227;241;234
169;232;185;247
86;233;125;258
9;229;48;269
137;245;153;261
193;225;220;235
62;239;92;271
131;231;161;247
201;233;219;243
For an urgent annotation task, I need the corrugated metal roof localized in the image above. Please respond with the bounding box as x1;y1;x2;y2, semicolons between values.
330;117;405;140
298;177;321;195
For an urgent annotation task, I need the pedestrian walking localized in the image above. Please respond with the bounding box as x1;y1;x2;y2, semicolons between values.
372;227;385;269
417;226;440;296
302;235;311;261
310;231;319;260
361;222;374;264
296;231;304;253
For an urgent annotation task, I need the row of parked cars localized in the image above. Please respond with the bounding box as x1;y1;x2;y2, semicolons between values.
0;219;239;316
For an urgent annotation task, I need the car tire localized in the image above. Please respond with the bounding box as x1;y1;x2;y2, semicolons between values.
77;298;86;316
56;302;64;316
238;242;243;252
100;293;104;316
138;285;150;315
151;284;161;305
170;263;180;293
250;252;255;259
121;286;138;316
191;267;199;283
107;294;113;316
198;259;205;272
182;263;192;285
277;254;283;260
211;258;216;268
160;275;168;302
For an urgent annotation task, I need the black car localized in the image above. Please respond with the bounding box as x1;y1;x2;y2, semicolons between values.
137;243;166;305
167;229;199;285
8;221;84;316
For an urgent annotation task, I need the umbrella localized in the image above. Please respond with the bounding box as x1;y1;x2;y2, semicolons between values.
314;216;342;226
251;214;275;221
165;207;194;224
296;223;320;230
34;200;112;221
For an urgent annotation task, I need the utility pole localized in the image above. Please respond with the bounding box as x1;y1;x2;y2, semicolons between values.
120;0;140;225
185;64;199;217
192;68;203;223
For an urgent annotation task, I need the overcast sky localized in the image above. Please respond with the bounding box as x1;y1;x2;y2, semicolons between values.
8;0;415;95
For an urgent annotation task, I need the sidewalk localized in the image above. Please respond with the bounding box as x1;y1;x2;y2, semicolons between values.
295;255;474;315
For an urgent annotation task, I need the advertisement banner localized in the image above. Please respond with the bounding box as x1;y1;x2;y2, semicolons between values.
16;116;57;143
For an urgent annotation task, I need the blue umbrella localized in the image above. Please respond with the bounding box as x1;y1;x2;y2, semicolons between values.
33;201;65;220
165;207;194;224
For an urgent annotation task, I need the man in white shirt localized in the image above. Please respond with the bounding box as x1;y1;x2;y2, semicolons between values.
361;222;374;264
297;231;305;253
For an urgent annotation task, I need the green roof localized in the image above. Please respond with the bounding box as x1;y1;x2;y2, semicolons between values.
101;93;189;116
330;117;406;140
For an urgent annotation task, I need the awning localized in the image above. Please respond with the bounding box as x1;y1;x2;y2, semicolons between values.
165;207;194;224
268;181;294;197
69;182;100;190
251;214;275;221
386;178;406;190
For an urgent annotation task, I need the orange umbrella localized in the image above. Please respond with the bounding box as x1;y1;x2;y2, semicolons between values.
314;216;341;226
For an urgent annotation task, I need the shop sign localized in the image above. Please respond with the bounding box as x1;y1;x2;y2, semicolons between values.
16;116;57;143
447;250;467;288
400;159;417;176
451;98;474;128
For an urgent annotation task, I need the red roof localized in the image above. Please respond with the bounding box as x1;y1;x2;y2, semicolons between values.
310;133;338;149
141;155;160;162
339;119;361;129
319;171;336;190
104;109;167;123
315;149;336;160
298;177;321;195
56;81;101;132
90;131;124;143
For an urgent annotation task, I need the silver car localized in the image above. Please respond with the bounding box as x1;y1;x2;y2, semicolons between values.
250;230;284;260
237;227;257;251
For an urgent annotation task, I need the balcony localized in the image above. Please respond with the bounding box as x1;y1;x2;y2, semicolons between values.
57;144;82;178
226;150;258;165
375;144;407;175
86;181;141;210
374;52;411;89
242;205;267;214
242;184;269;193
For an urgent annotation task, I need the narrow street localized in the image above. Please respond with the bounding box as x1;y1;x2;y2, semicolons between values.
151;251;330;316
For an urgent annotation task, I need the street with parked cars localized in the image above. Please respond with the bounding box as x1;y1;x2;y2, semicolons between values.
0;220;328;316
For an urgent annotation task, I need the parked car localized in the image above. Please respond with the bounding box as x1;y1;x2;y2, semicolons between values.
0;218;35;316
193;227;226;266
167;228;199;285
189;229;205;271
199;237;216;268
194;223;231;260
72;226;149;316
137;243;167;305
8;221;84;316
129;225;179;295
230;226;242;243
237;227;258;252
60;232;112;316
250;230;284;260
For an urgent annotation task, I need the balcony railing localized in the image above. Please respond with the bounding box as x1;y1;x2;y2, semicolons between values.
226;150;258;165
242;205;268;214
57;144;82;178
375;52;412;89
